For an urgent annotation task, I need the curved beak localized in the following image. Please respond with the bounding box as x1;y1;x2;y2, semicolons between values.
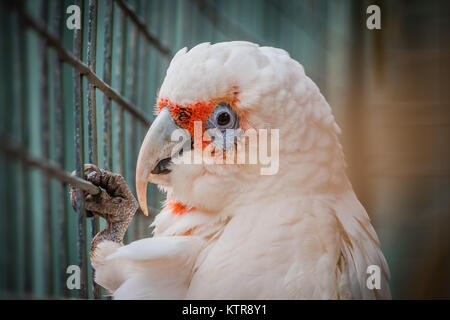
136;107;181;216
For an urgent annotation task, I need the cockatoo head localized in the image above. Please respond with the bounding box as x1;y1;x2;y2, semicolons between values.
136;41;346;216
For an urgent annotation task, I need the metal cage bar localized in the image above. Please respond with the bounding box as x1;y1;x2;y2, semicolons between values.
103;0;114;173
39;0;54;297
127;0;139;242
73;0;89;299
3;0;170;299
115;6;129;244
0;140;102;196
86;0;101;299
17;1;32;295
51;0;69;297
114;0;171;57
137;1;151;239
11;2;152;127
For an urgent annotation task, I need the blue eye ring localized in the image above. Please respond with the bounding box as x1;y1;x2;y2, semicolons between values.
205;103;240;150
207;103;238;130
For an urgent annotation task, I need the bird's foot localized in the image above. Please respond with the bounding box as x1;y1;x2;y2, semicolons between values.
70;164;138;251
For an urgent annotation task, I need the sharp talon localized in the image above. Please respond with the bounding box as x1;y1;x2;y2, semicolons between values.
84;164;101;174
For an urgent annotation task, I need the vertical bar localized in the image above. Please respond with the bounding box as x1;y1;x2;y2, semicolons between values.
116;9;127;180
103;3;114;281
73;0;88;299
86;0;101;299
0;2;5;293
3;4;16;296
137;0;151;239
100;0;113;299
39;0;53;297
52;0;69;298
128;0;139;241
17;1;32;296
115;8;128;243
103;0;113;172
11;11;22;296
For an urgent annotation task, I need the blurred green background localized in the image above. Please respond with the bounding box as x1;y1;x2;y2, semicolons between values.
0;0;449;299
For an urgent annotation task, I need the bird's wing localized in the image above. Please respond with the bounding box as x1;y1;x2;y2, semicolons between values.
334;190;391;299
91;236;205;299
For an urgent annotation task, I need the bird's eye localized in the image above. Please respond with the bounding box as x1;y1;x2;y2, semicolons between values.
208;103;237;130
217;111;231;127
205;103;240;150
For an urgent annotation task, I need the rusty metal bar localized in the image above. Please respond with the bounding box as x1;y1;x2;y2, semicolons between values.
139;1;152;117
73;0;88;299
99;0;112;295
103;0;113;172
8;7;25;294
127;0;139;242
116;8;127;178
0;136;158;205
10;2;151;127
86;0;101;299
114;0;171;57
1;0;164;300
136;0;152;239
3;4;17;294
87;0;98;189
39;0;53;297
115;7;130;243
17;0;32;295
132;0;142;241
51;0;69;298
0;138;101;196
0;139;161;219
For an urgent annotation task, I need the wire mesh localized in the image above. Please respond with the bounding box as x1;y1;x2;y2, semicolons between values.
1;0;169;299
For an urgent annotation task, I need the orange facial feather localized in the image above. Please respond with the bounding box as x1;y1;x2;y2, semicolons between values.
158;98;215;137
166;197;194;216
157;87;241;137
156;89;242;158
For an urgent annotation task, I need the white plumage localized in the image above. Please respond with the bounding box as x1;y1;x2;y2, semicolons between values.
91;41;391;299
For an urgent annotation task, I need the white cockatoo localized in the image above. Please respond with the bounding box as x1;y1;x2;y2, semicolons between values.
71;41;391;299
